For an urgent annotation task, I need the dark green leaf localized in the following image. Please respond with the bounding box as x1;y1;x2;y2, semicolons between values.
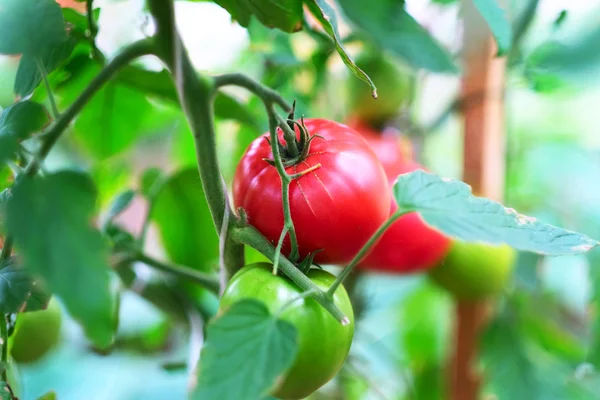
192;299;297;400
0;100;49;139
105;190;135;223
336;0;458;73
0;0;66;56
305;0;377;96
0;100;49;165
393;171;599;255
213;0;303;33
0;257;50;313
6;171;115;348
472;0;512;55
151;168;218;273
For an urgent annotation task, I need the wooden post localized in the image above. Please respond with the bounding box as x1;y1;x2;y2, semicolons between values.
450;1;507;399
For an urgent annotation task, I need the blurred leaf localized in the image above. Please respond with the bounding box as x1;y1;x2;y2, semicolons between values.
14;37;76;97
213;0;303;33
393;171;599;255
305;0;377;95
586;249;600;367
140;168;164;199
192;299;297;400
337;0;458;73
514;250;541;290
6;171;115;348
432;0;456;4
0;256;50;313
0;0;66;55
105;189;135;223
214;93;261;131
472;0;512;55
412;364;444;400
151;168;218;273
0;100;49;165
91;160;131;208
524;42;569;93
482;313;571;399
553;10;568;30
37;391;57;400
511;0;539;49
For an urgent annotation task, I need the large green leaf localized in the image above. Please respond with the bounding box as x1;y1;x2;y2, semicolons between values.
192;299;297;400
56;59;159;160
337;0;458;73
0;0;74;98
0;0;66;55
393;171;598;254
5;171;115;348
0;257;50;314
472;0;512;56
150;168;218;272
213;0;303;33
304;0;377;96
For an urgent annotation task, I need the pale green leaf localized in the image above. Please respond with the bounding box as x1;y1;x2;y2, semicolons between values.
393;171;599;255
472;0;512;55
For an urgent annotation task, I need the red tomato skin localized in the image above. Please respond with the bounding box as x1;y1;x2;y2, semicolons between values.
350;122;451;274
233;118;391;265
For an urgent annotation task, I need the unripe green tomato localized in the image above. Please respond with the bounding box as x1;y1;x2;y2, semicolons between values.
219;263;355;400
428;240;516;300
347;51;415;127
0;55;19;108
10;298;62;364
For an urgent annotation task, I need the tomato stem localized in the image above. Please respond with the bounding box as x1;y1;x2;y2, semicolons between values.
274;289;318;318
273;226;289;275
231;226;348;324
327;209;411;297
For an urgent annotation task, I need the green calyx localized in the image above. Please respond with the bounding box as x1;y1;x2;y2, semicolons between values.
264;102;322;168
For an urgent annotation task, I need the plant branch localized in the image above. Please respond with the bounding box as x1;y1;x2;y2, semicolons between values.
231;226;349;325
24;38;154;177
327;209;409;297
213;73;292;112
36;58;60;119
0;314;7;383
147;0;244;280
134;252;220;295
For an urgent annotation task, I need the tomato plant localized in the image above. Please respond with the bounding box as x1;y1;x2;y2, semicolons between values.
219;263;354;399
0;0;598;399
234;118;391;264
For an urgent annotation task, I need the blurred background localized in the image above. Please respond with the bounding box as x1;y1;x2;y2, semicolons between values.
3;0;600;398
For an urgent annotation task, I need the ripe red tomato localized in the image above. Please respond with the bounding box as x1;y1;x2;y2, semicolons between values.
233;118;390;265
349;121;451;273
219;263;355;399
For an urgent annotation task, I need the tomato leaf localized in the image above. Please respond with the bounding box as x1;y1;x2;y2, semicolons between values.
0;257;50;314
105;189;135;223
5;171;115;348
36;391;57;400
192;299;297;400
0;100;49;165
472;0;512;56
213;0;303;33
337;0;458;74
393;171;599;254
304;0;377;97
151;168;218;272
0;0;66;56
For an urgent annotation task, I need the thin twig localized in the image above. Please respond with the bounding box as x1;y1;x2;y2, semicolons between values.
36;58;60;119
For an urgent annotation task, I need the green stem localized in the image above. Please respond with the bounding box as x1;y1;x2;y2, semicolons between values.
24;38;154;177
0;237;13;261
147;0;244;279
275;289;317;318
213;73;291;111
135;253;220;295
36;58;60;119
0;314;7;383
327;209;410;297
231;226;349;325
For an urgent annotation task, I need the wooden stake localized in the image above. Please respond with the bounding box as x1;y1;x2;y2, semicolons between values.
450;1;507;399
